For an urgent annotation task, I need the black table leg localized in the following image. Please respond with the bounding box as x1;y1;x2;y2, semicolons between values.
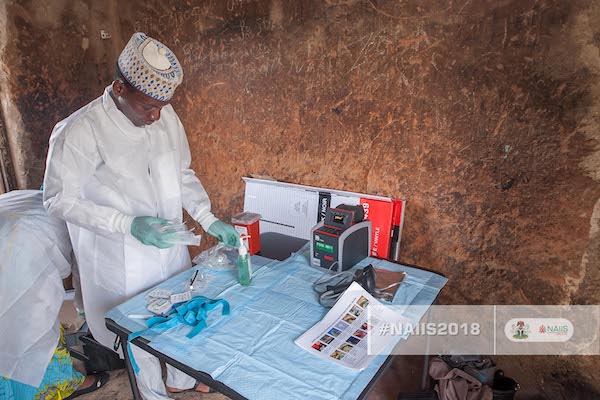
420;298;441;391
120;334;142;400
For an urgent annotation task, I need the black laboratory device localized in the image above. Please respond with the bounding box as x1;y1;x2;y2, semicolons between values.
310;204;372;273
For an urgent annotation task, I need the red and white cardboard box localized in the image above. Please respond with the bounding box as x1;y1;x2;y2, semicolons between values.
242;178;406;260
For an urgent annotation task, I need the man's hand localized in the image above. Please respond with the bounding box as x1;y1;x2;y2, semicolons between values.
207;220;240;247
130;216;175;249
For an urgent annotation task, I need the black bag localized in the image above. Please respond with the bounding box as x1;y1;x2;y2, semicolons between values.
67;332;124;374
80;334;124;374
492;370;519;400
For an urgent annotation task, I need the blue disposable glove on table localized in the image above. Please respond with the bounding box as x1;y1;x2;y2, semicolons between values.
130;216;175;249
207;220;240;247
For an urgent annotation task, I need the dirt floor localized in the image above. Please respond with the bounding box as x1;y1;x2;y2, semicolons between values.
77;369;228;400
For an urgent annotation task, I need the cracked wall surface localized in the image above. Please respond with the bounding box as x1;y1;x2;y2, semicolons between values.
0;0;22;191
1;0;599;397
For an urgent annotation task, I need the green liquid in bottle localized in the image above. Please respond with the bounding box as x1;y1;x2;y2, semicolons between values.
237;247;252;286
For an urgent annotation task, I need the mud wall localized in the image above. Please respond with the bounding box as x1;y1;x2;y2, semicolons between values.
1;0;599;397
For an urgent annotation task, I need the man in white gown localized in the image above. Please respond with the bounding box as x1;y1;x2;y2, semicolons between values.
43;32;239;399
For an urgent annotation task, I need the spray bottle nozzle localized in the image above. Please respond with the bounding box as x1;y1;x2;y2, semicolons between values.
238;236;249;255
239;233;251;252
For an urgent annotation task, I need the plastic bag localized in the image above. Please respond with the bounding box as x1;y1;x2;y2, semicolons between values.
182;269;212;294
192;243;238;270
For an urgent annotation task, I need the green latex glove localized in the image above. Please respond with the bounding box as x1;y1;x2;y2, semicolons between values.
130;216;175;249
207;220;240;247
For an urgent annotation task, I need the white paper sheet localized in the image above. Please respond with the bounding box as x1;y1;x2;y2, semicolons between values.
294;282;409;370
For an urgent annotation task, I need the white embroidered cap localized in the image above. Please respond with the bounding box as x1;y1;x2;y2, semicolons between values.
117;32;183;101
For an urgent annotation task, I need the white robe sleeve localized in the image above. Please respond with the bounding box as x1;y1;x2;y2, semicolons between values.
175;115;219;231
43;118;134;234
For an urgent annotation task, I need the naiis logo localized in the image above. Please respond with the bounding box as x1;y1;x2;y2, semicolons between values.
539;324;569;336
505;318;574;342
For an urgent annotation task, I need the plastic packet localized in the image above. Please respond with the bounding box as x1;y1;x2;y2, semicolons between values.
145;288;172;301
146;298;172;316
192;242;238;270
163;231;201;246
170;291;192;304
156;221;186;233
157;220;202;246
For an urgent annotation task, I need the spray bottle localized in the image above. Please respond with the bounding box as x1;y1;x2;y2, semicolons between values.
237;235;252;286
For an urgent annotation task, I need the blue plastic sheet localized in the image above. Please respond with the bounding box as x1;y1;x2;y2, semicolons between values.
106;246;447;400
